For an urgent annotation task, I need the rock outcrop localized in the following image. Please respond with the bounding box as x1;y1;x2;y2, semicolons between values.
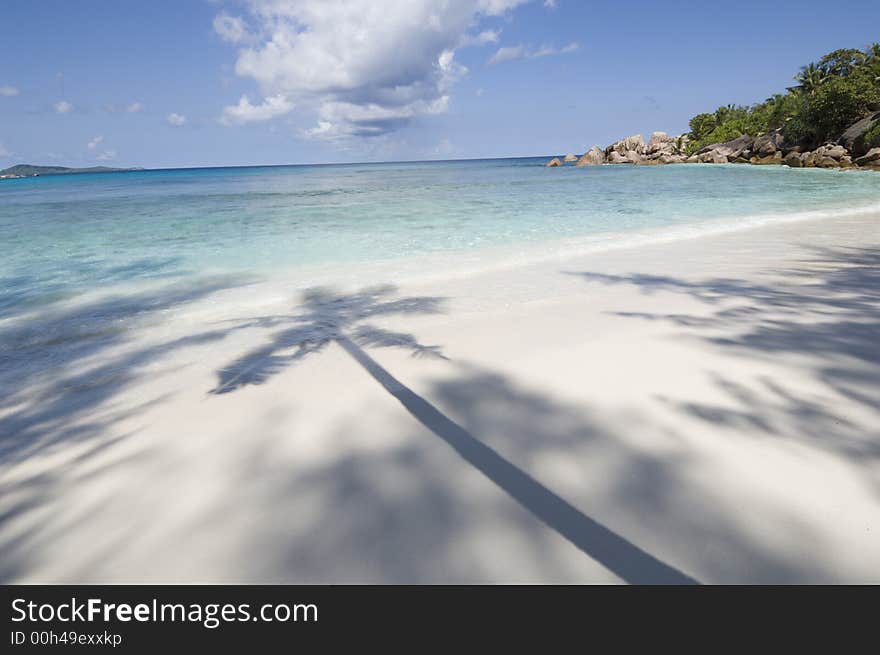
817;156;841;168
642;132;690;163
751;129;786;157
854;147;880;166
546;114;880;172
838;112;880;157
750;151;784;165
646;132;674;154
784;151;803;168
605;134;645;161
817;144;848;160
796;143;853;168
695;134;753;162
576;146;605;166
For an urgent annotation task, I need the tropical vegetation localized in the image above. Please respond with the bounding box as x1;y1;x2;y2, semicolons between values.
686;44;880;154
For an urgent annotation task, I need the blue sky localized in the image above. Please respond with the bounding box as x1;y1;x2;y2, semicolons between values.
1;0;878;168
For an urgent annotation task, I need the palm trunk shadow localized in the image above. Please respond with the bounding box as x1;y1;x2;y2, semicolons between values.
337;336;699;585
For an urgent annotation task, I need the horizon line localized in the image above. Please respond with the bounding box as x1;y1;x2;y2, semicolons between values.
2;154;563;175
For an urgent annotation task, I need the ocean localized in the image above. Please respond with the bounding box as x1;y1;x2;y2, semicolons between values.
2;158;880;315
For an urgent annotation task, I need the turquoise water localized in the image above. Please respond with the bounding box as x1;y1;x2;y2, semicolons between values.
2;158;879;314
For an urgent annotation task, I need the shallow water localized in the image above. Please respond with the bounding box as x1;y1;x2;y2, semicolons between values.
2;159;879;315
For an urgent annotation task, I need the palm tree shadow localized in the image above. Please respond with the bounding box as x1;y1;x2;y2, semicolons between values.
212;285;698;584
567;245;880;467
209;285;447;394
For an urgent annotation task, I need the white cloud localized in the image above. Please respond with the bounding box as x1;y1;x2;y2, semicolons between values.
96;149;117;161
166;112;187;126
461;29;501;46
87;136;104;150
544;0;557;8
488;41;578;65
304;121;336;139
213;12;250;44
478;0;530;12
0;85;19;97
488;45;526;65
0;142;11;158
217;0;534;139
54;100;73;114
127;101;143;113
533;42;579;57
220;94;294;125
303;95;450;140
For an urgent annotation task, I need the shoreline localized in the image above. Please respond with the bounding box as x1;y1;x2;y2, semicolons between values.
14;190;878;314
2;201;878;583
238;193;880;301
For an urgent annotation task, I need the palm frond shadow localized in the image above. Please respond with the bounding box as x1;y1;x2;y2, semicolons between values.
0;273;255;582
568;245;880;466
211;285;698;584
210;285;447;394
0;274;250;465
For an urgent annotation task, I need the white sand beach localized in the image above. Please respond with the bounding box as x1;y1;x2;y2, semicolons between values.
2;210;878;584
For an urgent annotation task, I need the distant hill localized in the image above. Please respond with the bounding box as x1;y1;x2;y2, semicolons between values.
0;164;142;178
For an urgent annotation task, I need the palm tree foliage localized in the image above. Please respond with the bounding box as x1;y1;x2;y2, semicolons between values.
790;63;829;95
687;42;880;154
864;44;880;83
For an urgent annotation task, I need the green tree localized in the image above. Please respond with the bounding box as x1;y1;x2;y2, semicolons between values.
862;43;880;83
819;48;867;77
790;62;828;95
687;42;880;153
760;93;802;130
688;113;717;141
802;69;880;143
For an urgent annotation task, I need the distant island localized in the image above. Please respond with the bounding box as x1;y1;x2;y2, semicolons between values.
548;43;880;171
0;164;143;180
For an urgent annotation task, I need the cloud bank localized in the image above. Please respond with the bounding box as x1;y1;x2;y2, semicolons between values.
487;41;578;65
215;0;535;139
221;94;294;125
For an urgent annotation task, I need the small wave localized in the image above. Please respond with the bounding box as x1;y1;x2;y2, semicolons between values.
523;199;880;262
366;199;880;285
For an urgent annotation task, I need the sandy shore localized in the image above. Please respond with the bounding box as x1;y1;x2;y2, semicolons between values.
2;209;879;583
